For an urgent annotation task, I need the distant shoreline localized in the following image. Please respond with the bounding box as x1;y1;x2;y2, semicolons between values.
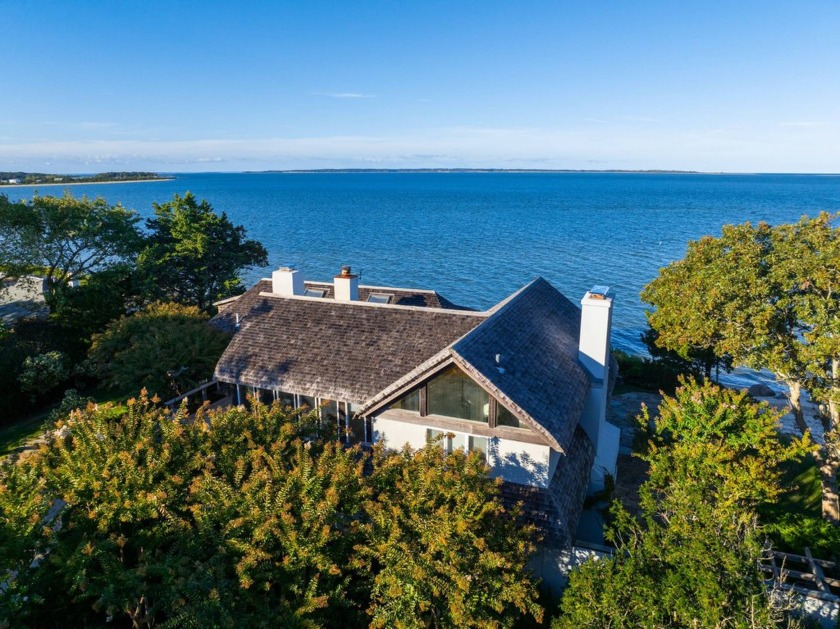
0;178;174;189
247;168;712;175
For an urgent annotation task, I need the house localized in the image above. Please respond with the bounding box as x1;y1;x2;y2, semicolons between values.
211;266;621;554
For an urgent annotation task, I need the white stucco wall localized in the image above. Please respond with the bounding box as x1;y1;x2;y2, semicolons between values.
372;417;429;450
488;437;552;487
372;416;553;488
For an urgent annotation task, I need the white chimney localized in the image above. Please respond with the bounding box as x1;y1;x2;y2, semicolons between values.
579;285;613;387
578;285;620;492
272;266;304;296
334;265;359;301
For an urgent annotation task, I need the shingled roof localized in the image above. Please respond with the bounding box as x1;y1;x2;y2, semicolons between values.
213;275;592;454
213;290;484;403
450;278;591;453
213;279;472;333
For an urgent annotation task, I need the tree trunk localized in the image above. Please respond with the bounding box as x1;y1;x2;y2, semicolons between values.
829;358;840;428
816;440;840;525
786;380;840;523
787;381;807;436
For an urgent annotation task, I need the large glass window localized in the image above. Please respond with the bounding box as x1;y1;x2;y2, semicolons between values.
496;403;520;428
427;366;489;423
321;398;344;440
257;388;274;406
427;428;446;448
277;390;296;408
426;429;488;461
298;395;316;410
392;388;420;412
348;403;366;443
469;436;488;458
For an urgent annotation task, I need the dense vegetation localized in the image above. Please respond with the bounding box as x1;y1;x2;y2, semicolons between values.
643;212;840;521
0;191;266;421
1;194;837;626
557;380;809;627
0;172;167;185
0;396;542;627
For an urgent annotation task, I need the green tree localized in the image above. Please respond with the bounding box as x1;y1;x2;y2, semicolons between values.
0;192;142;288
0;394;366;627
44;263;141;347
772;214;840;426
556;380;807;628
17;350;70;402
138;192;268;313
359;440;543;629
88;301;231;399
0;396;543;627
641;325;732;383
642;216;840;521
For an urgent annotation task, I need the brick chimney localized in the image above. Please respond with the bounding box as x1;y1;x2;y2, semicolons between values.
272;266;304;296
334;265;359;301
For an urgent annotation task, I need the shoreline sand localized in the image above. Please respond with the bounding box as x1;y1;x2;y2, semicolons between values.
0;178;173;189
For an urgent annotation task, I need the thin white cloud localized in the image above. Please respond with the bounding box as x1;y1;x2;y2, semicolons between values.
1;123;838;173
780;121;826;128
313;92;376;99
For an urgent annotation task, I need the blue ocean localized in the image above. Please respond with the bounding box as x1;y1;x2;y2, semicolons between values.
5;172;840;387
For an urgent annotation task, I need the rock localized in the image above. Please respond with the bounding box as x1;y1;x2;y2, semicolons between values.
748;383;775;397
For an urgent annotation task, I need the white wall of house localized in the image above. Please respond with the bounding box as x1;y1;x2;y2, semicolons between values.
372;416;554;488
488;438;553;488
372;417;429;450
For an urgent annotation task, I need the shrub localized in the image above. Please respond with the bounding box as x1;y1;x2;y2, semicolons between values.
613;350;685;393
18;351;69;401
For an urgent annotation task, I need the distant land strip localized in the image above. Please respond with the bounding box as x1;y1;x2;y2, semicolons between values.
248;168;710;174
0;172;171;186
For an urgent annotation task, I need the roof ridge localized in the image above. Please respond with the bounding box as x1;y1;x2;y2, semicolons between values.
304;280;442;295
481;276;546;317
256;291;487;316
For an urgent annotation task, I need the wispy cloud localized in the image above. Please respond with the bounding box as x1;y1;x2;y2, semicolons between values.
313;92;376;99
780;121;825;128
1;123;839;173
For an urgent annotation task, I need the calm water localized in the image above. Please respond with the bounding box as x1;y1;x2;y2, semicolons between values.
5;172;840;387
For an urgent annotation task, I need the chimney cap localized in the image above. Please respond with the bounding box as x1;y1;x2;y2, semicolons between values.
334;265;358;279
587;285;611;300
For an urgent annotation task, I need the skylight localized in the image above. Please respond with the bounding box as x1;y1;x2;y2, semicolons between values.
304;288;327;298
367;293;393;304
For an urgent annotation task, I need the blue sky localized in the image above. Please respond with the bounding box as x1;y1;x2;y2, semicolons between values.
1;1;838;173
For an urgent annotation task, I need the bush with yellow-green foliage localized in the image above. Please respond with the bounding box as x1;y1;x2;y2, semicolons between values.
0;394;542;628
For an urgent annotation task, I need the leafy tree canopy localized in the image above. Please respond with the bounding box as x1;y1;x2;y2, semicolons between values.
556;379;807;628
0;192;142;287
138;192;268;313
642;213;840;521
360;441;542;628
0;395;542;627
88;301;231;399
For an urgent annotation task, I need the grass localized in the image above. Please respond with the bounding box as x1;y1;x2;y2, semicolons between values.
0;407;52;457
761;437;823;521
0;387;133;458
776;452;823;518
